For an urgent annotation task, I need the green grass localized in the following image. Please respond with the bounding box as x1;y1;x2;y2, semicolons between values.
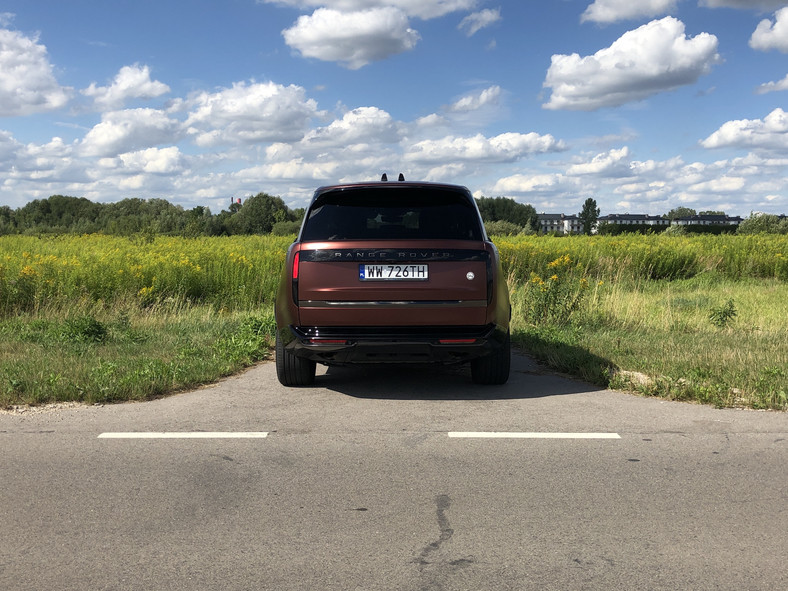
0;301;275;407
512;274;788;410
1;233;786;410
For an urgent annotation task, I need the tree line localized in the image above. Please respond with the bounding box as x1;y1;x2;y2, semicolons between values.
1;193;785;237
0;194;303;237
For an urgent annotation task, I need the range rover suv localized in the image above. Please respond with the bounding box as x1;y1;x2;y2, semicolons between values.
274;177;511;386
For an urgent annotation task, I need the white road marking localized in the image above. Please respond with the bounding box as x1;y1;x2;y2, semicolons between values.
448;432;621;439
98;432;269;439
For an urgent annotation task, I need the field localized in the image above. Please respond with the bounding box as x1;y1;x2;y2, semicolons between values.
1;233;786;410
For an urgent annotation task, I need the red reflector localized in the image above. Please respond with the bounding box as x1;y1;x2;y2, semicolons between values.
309;339;347;345
439;339;477;344
292;251;300;280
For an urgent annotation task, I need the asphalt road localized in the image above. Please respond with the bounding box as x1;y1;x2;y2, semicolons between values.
2;353;787;591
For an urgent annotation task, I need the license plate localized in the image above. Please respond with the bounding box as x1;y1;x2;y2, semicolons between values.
359;264;429;281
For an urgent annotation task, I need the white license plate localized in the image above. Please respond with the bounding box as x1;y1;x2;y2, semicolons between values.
359;264;429;281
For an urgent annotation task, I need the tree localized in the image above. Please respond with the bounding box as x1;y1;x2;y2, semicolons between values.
475;196;539;231
578;198;600;235
229;192;293;234
666;207;696;221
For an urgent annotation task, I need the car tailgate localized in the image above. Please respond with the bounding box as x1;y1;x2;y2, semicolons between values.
296;244;490;326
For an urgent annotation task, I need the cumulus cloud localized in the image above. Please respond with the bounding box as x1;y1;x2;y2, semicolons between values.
490;173;573;196
701;108;788;151
448;85;502;112
404;132;566;164
756;73;788;94
0;28;71;116
115;147;184;174
543;17;720;111
581;0;677;24
183;81;320;146
260;0;476;20
567;147;633;176
301;106;402;147
458;8;501;36
282;7;420;69
81;108;182;157
82;64;170;109
750;7;788;52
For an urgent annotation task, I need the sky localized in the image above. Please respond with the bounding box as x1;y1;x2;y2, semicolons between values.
1;0;787;217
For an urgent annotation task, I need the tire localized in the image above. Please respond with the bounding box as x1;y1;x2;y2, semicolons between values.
276;331;316;386
471;331;511;385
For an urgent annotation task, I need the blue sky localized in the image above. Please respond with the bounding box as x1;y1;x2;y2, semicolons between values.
1;0;787;216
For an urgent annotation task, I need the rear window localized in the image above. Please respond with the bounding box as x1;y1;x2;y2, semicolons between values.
300;187;484;241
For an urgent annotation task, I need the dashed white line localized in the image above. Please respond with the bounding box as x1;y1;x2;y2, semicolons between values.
448;432;621;439
98;432;269;439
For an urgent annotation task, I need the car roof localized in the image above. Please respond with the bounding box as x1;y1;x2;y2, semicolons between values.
313;180;471;196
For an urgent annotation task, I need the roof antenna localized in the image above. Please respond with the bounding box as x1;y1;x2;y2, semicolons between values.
398;173;405;181
380;173;388;181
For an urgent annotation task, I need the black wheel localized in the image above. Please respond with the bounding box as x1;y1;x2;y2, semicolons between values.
276;331;316;386
471;331;511;385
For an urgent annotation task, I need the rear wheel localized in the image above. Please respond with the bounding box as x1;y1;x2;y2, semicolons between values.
471;331;511;385
276;331;316;386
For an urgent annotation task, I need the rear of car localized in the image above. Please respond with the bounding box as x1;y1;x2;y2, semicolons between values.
274;180;510;386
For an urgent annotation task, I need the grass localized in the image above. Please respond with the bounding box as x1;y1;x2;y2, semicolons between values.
511;273;788;410
0;299;274;407
1;233;786;410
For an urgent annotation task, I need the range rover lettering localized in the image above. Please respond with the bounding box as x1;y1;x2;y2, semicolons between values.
274;176;511;386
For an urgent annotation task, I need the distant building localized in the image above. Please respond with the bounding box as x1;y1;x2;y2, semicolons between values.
673;214;743;226
598;214;670;228
537;213;583;234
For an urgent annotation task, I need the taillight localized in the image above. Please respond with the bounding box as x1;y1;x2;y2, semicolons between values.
291;251;299;304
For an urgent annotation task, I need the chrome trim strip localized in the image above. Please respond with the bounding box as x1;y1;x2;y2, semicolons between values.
298;300;487;308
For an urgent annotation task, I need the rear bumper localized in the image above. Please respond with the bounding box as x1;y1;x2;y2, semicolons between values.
281;324;508;365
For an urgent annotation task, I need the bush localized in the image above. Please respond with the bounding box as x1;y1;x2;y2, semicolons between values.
485;220;523;236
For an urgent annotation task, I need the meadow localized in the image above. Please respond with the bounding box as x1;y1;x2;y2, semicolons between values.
1;233;786;410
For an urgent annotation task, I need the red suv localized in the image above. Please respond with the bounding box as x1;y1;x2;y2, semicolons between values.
274;177;511;386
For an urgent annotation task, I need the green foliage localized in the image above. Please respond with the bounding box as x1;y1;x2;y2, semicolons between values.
708;299;737;328
476;196;538;231
578;198;600;235
738;213;788;235
484;220;523;236
666;207;697;220
515;254;590;326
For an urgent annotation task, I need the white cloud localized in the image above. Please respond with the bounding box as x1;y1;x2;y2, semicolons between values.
404;132;566;163
490;173;572;196
750;7;788;52
756;73;788;94
81;108;182;157
448;85;501;112
687;176;746;193
458;8;501;36
543;17;720;111
183;81;320;146
301;106;402;147
259;1;476;20
567;147;632;176
581;0;677;24
700;1;788;10
701;108;788;151
82;64;170;109
0;28;71;116
117;147;184;174
282;7;420;69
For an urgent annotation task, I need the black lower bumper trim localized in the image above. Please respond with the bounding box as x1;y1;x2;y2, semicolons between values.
283;324;508;365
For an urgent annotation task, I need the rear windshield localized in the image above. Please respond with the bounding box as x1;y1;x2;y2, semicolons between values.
300;187;484;241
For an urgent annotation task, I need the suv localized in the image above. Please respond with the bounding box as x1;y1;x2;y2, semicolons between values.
274;177;511;386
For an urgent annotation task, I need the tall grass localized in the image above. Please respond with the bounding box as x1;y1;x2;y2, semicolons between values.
0;234;292;314
1;233;786;409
